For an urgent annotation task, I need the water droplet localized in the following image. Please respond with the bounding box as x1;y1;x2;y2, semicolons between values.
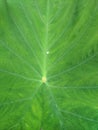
46;51;49;54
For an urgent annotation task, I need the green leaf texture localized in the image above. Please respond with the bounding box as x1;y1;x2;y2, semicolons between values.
0;0;98;129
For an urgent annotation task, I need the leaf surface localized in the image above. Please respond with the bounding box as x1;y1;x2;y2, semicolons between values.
0;0;98;130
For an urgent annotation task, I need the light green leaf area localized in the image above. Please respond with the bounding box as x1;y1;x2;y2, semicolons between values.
0;0;98;129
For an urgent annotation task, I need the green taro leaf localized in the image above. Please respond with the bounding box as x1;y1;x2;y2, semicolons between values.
0;0;98;130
